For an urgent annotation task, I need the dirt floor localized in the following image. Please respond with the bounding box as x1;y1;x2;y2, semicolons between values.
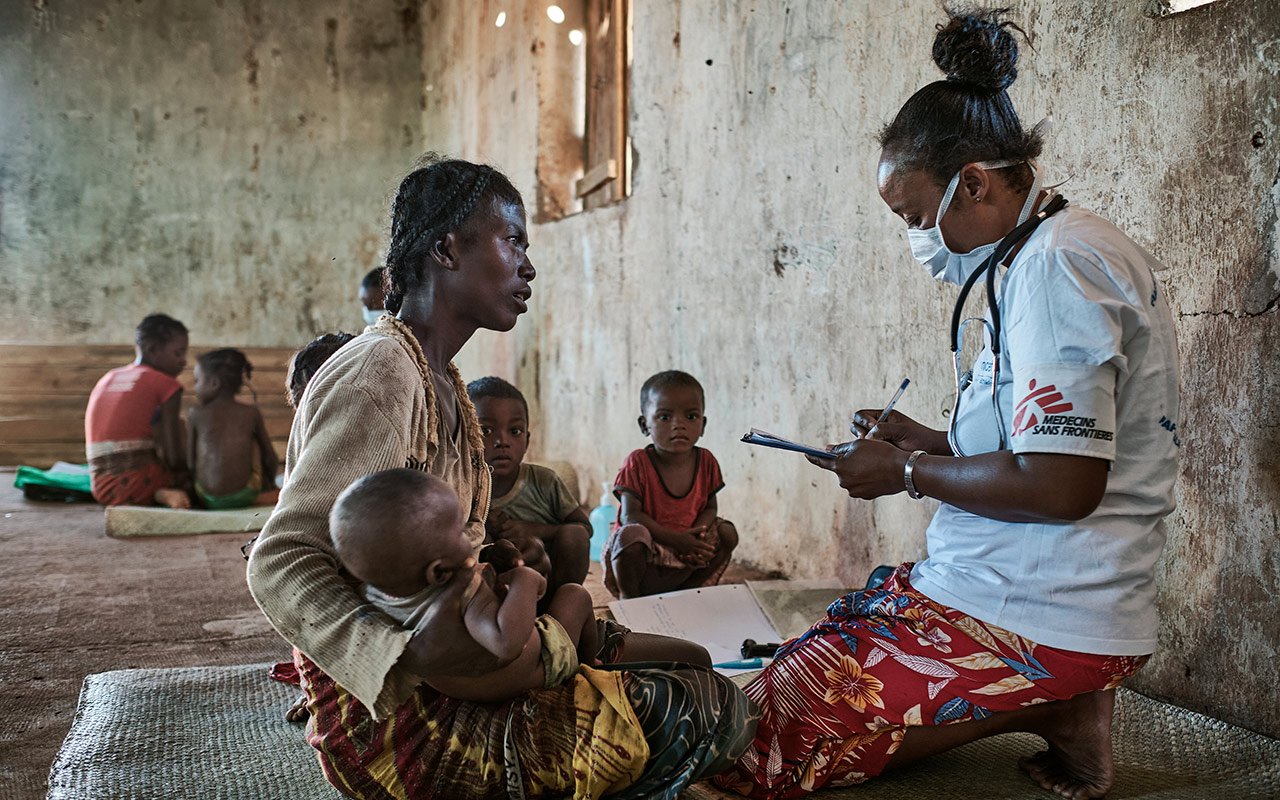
0;469;765;799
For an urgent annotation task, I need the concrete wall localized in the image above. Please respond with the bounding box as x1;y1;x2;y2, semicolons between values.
425;0;1280;735
0;0;424;346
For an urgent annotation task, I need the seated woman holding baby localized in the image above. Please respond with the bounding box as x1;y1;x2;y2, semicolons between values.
247;156;756;800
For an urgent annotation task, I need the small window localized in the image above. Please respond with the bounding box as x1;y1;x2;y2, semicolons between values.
1146;0;1225;16
577;0;631;210
533;0;631;221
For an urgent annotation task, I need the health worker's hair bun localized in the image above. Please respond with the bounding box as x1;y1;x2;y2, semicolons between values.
932;6;1023;93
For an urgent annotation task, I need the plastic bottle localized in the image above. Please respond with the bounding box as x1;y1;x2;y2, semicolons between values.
588;481;616;562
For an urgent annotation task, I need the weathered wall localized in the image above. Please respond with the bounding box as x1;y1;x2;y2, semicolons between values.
0;0;424;346
426;0;1280;734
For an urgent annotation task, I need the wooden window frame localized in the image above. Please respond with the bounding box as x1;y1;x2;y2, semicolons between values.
575;0;631;210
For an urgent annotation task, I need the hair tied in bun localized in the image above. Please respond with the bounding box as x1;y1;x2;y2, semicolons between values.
932;6;1031;93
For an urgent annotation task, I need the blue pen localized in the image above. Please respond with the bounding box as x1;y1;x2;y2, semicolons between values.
713;657;766;669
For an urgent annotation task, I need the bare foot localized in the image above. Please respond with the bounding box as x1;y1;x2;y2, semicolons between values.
154;488;191;509
285;693;310;724
1018;690;1116;799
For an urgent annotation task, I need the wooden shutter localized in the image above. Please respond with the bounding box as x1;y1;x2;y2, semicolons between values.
576;0;630;209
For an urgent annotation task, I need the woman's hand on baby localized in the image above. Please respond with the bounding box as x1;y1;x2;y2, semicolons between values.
479;539;524;573
849;409;949;456
807;438;910;500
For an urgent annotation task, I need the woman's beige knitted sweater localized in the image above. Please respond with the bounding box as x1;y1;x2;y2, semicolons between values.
247;316;491;719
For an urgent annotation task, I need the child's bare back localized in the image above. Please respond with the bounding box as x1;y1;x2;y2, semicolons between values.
332;469;596;703
188;349;278;507
189;399;265;493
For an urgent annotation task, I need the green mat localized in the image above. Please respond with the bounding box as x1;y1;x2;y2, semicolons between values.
14;463;93;502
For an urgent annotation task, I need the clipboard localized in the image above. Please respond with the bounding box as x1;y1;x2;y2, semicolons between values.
740;428;836;459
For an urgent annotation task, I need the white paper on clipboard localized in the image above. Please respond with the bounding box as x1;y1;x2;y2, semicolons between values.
608;584;781;674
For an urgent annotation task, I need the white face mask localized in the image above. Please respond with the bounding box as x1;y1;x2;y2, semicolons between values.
362;307;384;326
907;160;1044;285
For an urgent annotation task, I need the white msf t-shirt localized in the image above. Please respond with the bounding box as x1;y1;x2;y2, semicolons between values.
910;204;1180;656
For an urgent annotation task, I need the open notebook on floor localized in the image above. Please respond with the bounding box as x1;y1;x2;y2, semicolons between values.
608;579;850;674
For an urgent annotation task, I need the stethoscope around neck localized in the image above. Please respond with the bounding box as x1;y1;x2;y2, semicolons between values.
946;192;1070;457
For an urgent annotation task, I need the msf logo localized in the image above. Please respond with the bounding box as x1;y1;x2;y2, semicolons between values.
1012;379;1073;437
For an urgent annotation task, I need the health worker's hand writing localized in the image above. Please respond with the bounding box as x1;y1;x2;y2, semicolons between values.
850;408;951;456
807;438;910;499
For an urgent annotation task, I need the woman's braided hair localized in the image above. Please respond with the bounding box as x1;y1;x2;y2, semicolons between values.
878;6;1041;191
382;154;523;313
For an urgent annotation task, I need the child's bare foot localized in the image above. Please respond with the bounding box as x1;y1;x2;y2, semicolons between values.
285;693;310;724
154;488;191;509
1018;690;1116;799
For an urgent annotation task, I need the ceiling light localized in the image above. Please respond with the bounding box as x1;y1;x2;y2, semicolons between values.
546;5;565;24
568;28;584;46
495;11;506;27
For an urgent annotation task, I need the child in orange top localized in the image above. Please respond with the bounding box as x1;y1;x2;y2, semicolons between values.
187;349;279;509
602;371;738;599
84;313;191;508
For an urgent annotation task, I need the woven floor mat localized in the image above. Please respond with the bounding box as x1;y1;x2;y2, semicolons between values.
47;663;1280;799
47;663;343;799
687;686;1280;799
104;504;274;537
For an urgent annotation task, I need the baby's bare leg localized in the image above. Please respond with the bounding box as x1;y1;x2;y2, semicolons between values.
547;584;597;663
615;631;711;667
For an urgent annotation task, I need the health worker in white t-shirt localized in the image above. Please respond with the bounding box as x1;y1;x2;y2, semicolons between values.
721;10;1181;800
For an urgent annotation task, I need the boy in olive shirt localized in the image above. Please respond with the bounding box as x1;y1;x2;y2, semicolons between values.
468;378;591;596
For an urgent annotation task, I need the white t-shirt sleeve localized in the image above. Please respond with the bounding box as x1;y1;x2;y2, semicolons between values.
1002;249;1126;460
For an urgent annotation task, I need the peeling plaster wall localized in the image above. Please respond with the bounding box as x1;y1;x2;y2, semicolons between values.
0;0;424;346
425;0;1280;734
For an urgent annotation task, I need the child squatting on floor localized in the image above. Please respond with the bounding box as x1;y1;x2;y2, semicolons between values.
331;468;598;702
603;370;739;599
468;376;592;599
187;348;280;509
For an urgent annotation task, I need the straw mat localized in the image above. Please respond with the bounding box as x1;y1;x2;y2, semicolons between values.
47;663;342;799
47;663;1280;799
688;679;1280;799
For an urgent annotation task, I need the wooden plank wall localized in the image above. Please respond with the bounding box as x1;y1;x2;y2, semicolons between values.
0;344;297;467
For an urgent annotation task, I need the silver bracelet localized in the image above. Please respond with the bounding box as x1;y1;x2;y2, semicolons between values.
904;449;927;499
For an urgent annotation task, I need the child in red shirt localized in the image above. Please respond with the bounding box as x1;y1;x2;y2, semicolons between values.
84;313;191;508
602;370;738;598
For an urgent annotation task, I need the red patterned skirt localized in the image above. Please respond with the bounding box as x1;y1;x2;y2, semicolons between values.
713;563;1147;799
89;448;173;506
